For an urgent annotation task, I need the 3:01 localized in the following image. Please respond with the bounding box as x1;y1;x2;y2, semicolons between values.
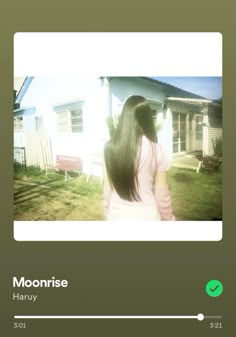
13;322;26;328
210;322;222;328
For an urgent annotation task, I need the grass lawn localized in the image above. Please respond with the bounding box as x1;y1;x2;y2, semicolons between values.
14;164;222;221
14;165;104;221
169;167;222;220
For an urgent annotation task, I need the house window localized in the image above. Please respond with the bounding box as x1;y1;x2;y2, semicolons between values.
172;112;186;153
56;107;83;134
14;116;23;131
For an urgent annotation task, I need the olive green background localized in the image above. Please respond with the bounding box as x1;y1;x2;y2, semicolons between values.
0;1;235;336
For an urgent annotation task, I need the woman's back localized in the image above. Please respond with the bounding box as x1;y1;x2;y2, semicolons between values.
109;135;170;208
103;95;174;221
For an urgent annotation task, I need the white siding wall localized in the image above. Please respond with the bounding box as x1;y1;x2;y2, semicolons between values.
207;104;222;156
208;128;222;156
17;77;107;174
14;131;25;147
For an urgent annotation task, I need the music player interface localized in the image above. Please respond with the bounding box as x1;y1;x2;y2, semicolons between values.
2;31;232;336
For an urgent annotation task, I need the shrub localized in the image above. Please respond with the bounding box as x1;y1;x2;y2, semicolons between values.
14;161;43;177
212;136;223;158
201;155;222;173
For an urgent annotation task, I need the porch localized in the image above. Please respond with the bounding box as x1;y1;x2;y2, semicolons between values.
171;152;202;171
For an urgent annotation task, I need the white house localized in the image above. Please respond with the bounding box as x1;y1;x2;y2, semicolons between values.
14;76;222;177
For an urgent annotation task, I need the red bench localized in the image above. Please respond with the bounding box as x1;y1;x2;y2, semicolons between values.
46;155;82;181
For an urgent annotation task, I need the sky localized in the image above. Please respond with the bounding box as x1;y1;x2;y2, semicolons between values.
152;77;222;100
14;76;222;101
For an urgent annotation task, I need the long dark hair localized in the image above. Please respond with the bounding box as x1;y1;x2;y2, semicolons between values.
104;95;157;201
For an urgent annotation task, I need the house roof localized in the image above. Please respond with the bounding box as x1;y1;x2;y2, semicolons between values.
138;77;207;100
14;77;34;103
14;76;208;107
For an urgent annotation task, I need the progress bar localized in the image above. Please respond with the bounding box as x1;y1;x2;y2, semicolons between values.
14;314;208;321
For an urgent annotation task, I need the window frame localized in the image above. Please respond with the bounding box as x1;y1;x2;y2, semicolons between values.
54;100;84;135
14;115;24;132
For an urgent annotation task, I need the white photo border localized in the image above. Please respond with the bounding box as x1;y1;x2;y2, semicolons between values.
14;32;222;241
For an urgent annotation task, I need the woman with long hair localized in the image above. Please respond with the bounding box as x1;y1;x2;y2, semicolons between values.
103;95;175;221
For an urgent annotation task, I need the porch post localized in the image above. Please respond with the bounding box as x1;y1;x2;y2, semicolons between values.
101;76;111;142
202;104;209;156
104;77;111;117
165;107;173;160
186;113;190;152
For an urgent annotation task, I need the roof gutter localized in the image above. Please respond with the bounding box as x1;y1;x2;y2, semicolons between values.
146;98;164;105
167;97;212;104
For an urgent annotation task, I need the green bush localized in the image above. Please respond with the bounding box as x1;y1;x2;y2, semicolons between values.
201;156;222;173
14;161;43;177
212;136;223;158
